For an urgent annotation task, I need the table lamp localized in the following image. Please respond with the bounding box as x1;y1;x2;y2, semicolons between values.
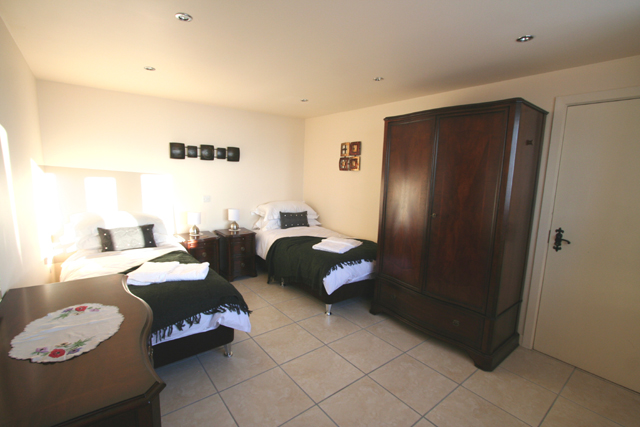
228;209;239;232
188;212;201;236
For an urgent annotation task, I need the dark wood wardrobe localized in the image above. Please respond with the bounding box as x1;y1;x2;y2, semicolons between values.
371;98;547;370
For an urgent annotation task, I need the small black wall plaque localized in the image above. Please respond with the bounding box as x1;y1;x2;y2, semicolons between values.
227;147;240;162
170;142;185;159
200;145;214;160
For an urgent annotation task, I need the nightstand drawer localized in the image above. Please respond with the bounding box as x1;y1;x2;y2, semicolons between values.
189;241;216;262
230;236;253;258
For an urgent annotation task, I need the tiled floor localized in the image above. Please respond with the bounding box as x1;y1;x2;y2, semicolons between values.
156;272;640;427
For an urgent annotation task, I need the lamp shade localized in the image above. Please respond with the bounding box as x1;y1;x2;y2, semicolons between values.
228;209;240;221
188;212;201;225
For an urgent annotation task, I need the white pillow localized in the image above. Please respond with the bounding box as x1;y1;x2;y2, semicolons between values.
252;201;319;221
69;211;170;250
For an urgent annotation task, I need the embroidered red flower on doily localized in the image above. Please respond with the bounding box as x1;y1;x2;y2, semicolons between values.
49;349;66;358
75;306;88;312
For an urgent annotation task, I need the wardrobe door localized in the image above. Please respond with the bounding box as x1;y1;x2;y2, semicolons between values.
425;109;509;313
378;116;436;292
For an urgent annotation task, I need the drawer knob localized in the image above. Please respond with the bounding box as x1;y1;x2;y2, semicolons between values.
202;252;207;258
241;247;245;252
241;262;246;267
452;319;460;327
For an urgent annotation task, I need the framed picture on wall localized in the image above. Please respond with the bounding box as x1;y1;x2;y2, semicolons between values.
349;141;361;156
339;157;350;171
169;142;185;159
349;157;360;171
340;142;349;156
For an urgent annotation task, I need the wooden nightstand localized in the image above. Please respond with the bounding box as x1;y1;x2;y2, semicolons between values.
215;228;257;281
176;231;220;274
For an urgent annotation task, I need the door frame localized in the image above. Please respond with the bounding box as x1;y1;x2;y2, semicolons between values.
520;85;640;349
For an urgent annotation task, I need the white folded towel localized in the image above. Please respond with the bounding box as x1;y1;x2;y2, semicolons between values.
312;237;362;254
127;261;210;286
325;237;363;248
166;262;210;281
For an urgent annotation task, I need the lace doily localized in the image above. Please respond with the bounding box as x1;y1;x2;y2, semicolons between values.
9;303;124;363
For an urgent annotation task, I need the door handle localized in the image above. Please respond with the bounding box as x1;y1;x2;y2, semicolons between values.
553;228;571;252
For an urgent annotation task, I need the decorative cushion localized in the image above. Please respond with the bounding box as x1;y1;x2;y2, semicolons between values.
98;224;157;252
280;211;309;229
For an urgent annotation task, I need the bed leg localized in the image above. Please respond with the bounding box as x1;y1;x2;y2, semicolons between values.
224;344;233;357
325;304;332;316
280;278;285;287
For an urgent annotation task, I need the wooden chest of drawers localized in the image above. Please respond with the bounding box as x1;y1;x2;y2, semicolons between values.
215;228;257;281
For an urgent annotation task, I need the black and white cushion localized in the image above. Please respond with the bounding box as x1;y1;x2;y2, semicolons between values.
98;224;157;252
280;211;309;229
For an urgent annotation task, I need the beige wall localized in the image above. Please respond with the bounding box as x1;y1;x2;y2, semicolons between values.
37;81;306;234
0;17;49;293
303;55;640;242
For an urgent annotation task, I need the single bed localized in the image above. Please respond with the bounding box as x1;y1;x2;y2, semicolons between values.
252;201;377;314
60;211;251;367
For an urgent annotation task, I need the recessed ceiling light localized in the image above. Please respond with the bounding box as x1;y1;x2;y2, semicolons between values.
144;66;156;71
516;35;534;42
175;13;193;22
374;77;384;81
301;99;309;102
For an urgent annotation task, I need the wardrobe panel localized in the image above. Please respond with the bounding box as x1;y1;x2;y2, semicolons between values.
378;117;436;291
425;110;508;312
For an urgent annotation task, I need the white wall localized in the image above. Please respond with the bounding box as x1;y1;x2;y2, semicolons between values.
37;81;306;233
0;17;49;293
303;55;640;242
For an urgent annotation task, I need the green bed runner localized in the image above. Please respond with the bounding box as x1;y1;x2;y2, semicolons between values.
121;250;250;342
266;236;377;293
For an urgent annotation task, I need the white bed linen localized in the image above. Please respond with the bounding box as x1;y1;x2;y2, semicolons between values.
255;226;376;295
60;241;251;344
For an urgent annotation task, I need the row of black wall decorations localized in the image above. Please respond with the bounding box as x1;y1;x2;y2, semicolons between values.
169;143;240;162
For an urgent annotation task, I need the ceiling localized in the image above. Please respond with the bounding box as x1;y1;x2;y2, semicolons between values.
1;0;639;119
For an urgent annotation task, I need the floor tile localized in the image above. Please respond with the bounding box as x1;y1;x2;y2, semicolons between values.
247;305;293;336
274;294;326;321
320;377;420;427
282;346;364;403
463;366;557;426
299;313;360;344
155;356;216;415
426;387;529;427
541;396;620;427
236;285;269;310
561;369;640;427
161;394;236;427
408;339;477;383
221;367;314;427
244;280;306;305
413;419;437;427
366;318;428;351
281;405;338;427
198;338;276;390
370;354;457;415
232;330;250;343
332;298;385;328
501;347;574;393
329;329;402;373
254;323;323;364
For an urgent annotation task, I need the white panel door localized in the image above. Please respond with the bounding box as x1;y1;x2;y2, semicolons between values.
534;97;640;392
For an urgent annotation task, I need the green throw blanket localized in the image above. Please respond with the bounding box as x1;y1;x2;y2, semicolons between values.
266;236;377;293
121;251;250;342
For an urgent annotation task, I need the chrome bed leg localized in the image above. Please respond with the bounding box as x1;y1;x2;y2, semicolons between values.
280;278;285;287
325;304;332;316
224;343;233;357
